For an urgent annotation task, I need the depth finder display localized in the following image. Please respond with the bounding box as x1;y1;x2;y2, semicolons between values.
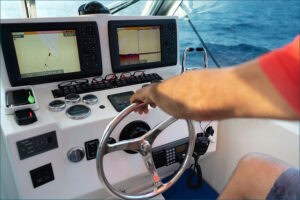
117;26;161;66
12;30;81;78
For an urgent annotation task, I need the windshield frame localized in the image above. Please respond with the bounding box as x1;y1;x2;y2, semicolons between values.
17;0;165;18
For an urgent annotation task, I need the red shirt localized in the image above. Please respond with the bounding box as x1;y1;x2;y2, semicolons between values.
259;35;300;115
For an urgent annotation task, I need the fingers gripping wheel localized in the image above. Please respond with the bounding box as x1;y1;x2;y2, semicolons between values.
96;103;196;199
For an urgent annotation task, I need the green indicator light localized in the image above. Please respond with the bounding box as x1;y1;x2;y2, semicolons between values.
28;91;35;104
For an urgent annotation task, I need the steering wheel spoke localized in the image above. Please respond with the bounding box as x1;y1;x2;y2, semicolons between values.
105;139;140;154
144;117;178;145
140;149;163;188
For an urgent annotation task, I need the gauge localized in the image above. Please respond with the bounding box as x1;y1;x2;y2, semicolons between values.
48;100;66;112
82;94;98;105
66;105;91;120
65;93;81;105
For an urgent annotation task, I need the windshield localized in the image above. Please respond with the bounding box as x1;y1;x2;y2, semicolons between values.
0;0;149;18
1;0;24;19
35;1;113;17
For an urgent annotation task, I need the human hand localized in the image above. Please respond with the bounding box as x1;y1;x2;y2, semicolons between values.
130;85;157;114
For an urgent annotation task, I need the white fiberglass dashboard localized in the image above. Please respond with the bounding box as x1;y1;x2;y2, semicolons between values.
0;14;217;199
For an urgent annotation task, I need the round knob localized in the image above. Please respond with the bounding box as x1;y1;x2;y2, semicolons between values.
67;147;85;163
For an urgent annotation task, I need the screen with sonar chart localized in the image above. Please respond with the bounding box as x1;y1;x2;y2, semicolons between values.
117;26;161;66
12;30;81;78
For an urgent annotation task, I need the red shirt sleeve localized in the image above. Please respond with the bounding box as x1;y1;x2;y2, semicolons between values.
259;35;299;115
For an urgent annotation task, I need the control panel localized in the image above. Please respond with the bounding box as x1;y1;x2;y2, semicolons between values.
163;22;177;65
52;73;162;98
16;131;58;160
79;23;102;70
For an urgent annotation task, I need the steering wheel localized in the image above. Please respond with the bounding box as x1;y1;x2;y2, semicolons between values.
96;103;196;199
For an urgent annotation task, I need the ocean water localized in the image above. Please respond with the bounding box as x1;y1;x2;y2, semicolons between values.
1;0;299;69
178;0;300;68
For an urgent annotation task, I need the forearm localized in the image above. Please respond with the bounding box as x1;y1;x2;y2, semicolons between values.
148;68;236;120
147;59;297;120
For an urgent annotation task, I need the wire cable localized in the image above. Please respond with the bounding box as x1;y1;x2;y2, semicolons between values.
187;153;202;189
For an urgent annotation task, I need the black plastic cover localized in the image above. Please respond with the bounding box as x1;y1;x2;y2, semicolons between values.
16;131;58;160
14;108;37;125
85;139;99;160
30;163;54;188
107;91;134;112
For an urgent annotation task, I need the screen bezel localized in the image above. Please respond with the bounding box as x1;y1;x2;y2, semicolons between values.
109;19;176;73
1;22;102;86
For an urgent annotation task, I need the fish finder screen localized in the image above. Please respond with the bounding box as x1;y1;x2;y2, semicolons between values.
117;26;161;66
12;30;81;78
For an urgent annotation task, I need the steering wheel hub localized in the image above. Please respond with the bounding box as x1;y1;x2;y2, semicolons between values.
140;140;151;155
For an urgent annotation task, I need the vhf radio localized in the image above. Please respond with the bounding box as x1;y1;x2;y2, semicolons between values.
152;126;215;168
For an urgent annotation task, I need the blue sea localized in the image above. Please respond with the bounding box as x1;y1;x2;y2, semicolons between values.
177;0;300;68
1;0;300;68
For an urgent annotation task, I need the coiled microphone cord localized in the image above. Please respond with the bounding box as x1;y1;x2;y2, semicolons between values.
187;153;203;189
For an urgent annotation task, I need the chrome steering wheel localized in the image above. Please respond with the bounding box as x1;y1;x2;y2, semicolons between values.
96;103;196;199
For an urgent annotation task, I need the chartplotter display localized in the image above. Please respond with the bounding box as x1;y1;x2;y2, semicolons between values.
117;26;161;66
12;30;81;78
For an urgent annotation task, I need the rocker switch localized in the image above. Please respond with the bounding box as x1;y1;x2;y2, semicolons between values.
85;139;99;160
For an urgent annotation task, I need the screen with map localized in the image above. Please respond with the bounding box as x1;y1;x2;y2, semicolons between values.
12;30;81;78
117;26;161;66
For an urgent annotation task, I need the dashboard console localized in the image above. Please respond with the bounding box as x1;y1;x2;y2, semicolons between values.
0;15;217;200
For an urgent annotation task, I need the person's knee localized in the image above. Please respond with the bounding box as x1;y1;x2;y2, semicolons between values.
236;153;289;181
237;153;265;172
219;153;290;200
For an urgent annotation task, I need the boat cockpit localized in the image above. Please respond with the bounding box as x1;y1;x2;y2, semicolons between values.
1;1;299;199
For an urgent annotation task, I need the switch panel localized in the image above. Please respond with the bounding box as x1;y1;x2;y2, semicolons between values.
30;163;54;188
16;131;58;160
